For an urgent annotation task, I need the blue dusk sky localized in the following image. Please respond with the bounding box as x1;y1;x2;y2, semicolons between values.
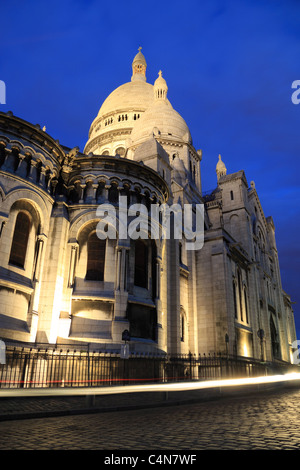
1;0;300;340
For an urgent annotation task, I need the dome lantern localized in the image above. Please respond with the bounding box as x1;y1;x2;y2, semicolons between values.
131;47;147;82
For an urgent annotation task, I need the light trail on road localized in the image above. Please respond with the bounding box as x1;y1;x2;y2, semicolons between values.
0;372;300;398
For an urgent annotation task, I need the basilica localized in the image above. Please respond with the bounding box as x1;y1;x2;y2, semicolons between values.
0;49;296;363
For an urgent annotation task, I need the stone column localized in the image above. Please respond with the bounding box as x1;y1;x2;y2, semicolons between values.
156;256;161;300
33;235;45;283
120;247;129;292
68;243;78;288
115;246;129;292
28;234;47;341
155;255;164;351
39;166;47;188
92;182;98;203
15;153;27;177
115;248;122;290
79;183;86;203
36;202;70;344
28;159;38;182
113;245;130;343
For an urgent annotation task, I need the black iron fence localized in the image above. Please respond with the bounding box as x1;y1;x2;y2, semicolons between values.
0;344;295;389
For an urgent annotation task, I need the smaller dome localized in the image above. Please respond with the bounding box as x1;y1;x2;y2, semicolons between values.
130;71;191;146
216;154;226;170
154;70;168;100
130;100;191;145
216;154;227;180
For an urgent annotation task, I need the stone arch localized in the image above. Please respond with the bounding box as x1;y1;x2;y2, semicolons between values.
9;210;32;268
9;198;41;231
114;146;126;157
96;175;109;184
69;210;118;244
6;140;23;153
34;151;47;167
2;188;50;234
0;136;10;147
3;198;45;279
74;216;117;284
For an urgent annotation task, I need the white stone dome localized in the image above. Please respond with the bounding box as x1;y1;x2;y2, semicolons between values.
84;52;190;156
130;71;191;147
84;49;161;155
130;98;191;146
84;80;155;155
96;80;154;118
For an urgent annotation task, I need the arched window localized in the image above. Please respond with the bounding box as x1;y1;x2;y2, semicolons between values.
233;280;238;319
244;288;249;323
115;147;125;157
179;242;183;265
237;269;243;321
180;313;185;342
108;182;119;203
86;231;106;281
9;211;31;268
134;240;148;288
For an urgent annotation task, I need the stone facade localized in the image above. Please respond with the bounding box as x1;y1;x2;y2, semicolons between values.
0;50;296;362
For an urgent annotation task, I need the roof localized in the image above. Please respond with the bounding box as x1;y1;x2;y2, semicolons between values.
218;170;248;185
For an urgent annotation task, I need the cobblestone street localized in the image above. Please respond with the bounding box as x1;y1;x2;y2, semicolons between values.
0;387;300;451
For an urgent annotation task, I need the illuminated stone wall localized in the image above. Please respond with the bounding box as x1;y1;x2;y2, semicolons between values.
0;47;296;363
